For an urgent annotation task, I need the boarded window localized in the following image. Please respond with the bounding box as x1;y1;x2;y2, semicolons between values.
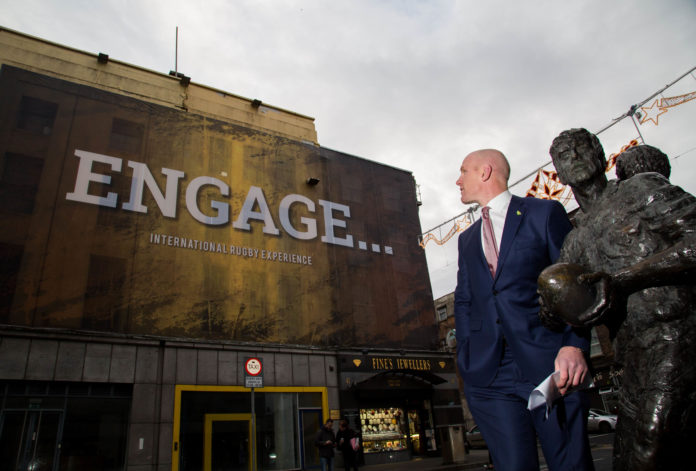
109;118;144;155
16;96;58;135
0;243;24;321
0;153;44;214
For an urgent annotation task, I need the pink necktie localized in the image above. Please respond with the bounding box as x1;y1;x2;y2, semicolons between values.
481;206;499;277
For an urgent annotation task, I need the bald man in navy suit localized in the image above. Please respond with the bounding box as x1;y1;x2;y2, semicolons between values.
454;149;593;470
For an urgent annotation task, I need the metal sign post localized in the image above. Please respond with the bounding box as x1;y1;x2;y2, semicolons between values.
251;387;255;470
244;358;263;470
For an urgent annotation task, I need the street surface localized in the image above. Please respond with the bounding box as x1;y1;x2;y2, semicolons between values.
362;432;615;470
586;432;615;471
541;432;614;471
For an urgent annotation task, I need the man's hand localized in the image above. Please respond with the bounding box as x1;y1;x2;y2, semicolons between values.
554;346;588;395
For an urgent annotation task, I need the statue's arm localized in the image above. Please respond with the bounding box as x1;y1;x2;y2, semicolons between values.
610;235;696;292
608;177;696;292
577;233;696;325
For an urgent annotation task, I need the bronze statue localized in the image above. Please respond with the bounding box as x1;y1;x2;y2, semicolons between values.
615;144;671;181
539;129;696;471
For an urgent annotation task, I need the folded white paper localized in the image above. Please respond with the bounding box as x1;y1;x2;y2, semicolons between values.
527;371;594;418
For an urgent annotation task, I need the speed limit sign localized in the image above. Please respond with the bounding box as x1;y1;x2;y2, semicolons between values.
245;357;263;376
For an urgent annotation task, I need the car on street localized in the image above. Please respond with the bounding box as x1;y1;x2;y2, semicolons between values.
587;409;617;434
465;425;488;450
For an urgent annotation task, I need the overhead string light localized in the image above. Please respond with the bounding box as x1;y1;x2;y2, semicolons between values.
418;207;477;248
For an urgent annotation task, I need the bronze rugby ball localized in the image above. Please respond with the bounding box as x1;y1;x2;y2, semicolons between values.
538;263;596;326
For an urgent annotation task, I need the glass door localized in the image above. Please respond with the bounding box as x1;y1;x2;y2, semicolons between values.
0;409;62;471
299;409;322;470
203;413;252;471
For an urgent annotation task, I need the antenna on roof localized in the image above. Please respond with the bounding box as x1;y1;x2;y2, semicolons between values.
175;26;178;75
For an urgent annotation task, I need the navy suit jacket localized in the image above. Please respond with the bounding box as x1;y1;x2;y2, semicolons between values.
454;195;589;387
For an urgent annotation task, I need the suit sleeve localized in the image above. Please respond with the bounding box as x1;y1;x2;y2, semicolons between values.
546;201;591;351
454;233;472;371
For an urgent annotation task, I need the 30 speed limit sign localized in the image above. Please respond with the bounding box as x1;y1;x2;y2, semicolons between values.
245;357;263;376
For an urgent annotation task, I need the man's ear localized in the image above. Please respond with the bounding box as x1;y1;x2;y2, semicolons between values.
481;164;493;181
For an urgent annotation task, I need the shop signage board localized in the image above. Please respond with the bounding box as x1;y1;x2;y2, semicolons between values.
339;354;455;373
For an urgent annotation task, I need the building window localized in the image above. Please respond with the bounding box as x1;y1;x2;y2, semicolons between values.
0;243;24;321
16;96;58;135
0;381;131;471
436;306;447;322
0;153;44;214
109;118;144;155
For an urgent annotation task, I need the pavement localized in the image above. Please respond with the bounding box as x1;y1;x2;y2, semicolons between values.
361;449;491;471
360;433;615;471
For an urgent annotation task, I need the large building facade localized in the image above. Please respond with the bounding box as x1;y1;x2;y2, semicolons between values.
0;28;460;470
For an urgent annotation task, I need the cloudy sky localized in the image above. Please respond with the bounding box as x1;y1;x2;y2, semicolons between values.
2;0;695;297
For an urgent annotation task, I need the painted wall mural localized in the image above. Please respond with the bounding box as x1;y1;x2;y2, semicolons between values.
0;66;437;349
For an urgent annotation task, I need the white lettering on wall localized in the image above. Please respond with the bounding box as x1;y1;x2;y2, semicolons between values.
64;149;393;253
65;149;122;207
186;176;230;225
122;161;185;218
149;232;314;265
279;194;317;240
232;186;280;235
318;200;353;247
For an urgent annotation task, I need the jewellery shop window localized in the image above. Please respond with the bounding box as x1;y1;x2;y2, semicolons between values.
359;408;407;453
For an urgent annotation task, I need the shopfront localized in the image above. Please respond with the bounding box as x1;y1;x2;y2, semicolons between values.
0;380;132;471
172;385;329;471
337;352;459;466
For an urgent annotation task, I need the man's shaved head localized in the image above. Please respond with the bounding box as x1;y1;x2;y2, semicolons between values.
467;149;511;182
456;149;510;206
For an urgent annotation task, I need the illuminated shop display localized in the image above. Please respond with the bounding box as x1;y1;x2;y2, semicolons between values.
359;408;407;454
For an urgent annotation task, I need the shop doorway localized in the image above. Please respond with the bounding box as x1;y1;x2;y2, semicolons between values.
174;386;328;471
407;409;423;455
299;409;322;469
0;409;62;471
203;413;252;471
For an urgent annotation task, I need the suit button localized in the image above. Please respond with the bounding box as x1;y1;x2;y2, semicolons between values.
492;290;498;296
496;319;501;324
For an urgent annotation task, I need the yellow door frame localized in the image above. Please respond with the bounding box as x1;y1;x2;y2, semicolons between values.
203;413;252;471
171;385;328;471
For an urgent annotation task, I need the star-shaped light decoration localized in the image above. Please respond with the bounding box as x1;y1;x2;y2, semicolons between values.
639;99;668;126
